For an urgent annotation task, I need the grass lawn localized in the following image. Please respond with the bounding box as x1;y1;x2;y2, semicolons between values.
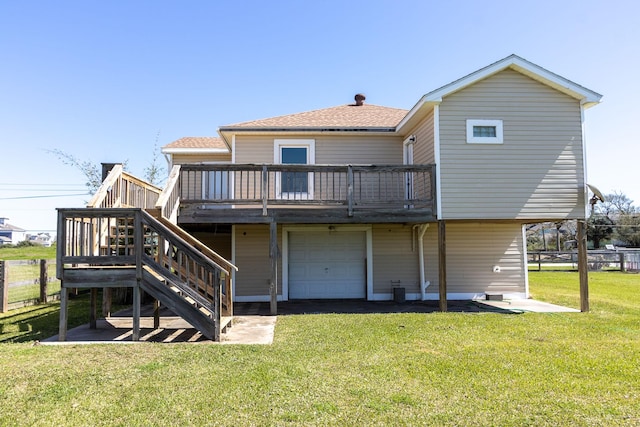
0;272;638;426
0;245;56;261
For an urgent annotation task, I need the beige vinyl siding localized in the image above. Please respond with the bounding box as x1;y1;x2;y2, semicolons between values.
406;108;435;165
425;222;526;297
233;224;281;297
234;136;275;163
172;153;232;164
439;69;585;220
190;231;232;260
372;224;420;294
234;134;404;203
234;134;402;164
315;135;402;164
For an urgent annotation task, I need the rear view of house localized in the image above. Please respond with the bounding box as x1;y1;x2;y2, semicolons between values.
162;54;601;305
56;54;601;341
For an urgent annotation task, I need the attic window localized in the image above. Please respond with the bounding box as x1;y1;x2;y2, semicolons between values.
466;119;503;144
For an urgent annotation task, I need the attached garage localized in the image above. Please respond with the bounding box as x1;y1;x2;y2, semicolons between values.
286;228;368;299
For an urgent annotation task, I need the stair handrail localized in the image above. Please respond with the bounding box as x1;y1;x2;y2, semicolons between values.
86;164;124;208
140;210;233;274
155;216;238;275
152;164;181;222
87;165;163;209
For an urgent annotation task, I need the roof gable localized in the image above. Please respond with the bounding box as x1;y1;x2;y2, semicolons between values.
429;54;601;106
397;54;602;131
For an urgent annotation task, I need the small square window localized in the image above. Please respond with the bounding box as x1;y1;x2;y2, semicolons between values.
466;119;503;144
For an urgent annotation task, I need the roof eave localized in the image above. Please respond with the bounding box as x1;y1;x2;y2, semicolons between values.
219;126;397;132
219;126;398;134
161;148;230;154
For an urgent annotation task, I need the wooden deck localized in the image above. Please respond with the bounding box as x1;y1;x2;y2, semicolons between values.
175;163;437;224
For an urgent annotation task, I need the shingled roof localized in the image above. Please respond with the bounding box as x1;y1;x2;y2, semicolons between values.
163;137;228;151
220;103;409;130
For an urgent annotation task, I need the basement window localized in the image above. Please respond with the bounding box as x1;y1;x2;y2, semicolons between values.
466;119;503;144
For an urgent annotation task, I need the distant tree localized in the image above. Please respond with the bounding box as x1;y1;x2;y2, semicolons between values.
526;221;575;251
596;191;637;217
615;214;640;247
587;215;614;249
47;149;109;194
48;136;165;192
591;191;639;247
143;133;166;186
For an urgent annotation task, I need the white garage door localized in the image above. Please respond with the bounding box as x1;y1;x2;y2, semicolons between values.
288;230;366;299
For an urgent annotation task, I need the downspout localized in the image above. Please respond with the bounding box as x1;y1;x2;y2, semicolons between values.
414;224;431;300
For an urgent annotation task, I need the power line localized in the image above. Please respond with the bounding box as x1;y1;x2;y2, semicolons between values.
0;189;88;192
0;193;90;200
0;183;86;187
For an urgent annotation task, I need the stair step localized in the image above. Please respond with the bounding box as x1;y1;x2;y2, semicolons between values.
221;316;233;333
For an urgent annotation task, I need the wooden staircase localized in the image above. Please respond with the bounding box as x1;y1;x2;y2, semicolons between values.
56;165;236;342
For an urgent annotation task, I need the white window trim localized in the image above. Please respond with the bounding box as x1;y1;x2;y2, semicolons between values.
274;139;315;199
466;119;503;144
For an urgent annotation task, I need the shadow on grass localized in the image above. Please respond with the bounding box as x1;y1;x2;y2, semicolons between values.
0;293;112;343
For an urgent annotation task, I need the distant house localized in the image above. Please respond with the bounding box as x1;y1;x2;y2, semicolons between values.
28;232;54;247
0;218;26;245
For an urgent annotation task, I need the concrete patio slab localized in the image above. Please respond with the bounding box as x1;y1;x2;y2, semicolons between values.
475;299;580;313
42;315;277;345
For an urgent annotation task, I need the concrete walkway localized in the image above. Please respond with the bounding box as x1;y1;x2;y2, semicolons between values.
41;298;578;345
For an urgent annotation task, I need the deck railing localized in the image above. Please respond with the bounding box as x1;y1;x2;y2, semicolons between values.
87;164;163;209
178;164;436;216
153;165;181;221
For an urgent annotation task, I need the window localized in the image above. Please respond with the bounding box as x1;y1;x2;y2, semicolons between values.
466;119;503;144
274;139;315;199
281;147;308;193
205;170;229;199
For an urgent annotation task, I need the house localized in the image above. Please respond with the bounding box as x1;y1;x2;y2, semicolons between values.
28;232;54;247
0;218;26;245
55;54;601;342
161;54;601;305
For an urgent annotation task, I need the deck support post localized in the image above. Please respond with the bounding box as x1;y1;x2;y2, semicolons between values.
132;286;141;341
269;221;278;315
438;220;447;312
0;261;8;313
102;288;112;317
39;259;48;304
90;288;98;329
133;210;143;341
59;285;68;341
153;299;160;329
577;219;589;312
262;165;268;216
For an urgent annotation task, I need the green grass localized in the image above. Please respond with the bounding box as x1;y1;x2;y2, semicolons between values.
0;244;56;260
0;292;96;343
0;272;638;426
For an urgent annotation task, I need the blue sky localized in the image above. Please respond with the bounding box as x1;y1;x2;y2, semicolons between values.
1;0;638;232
